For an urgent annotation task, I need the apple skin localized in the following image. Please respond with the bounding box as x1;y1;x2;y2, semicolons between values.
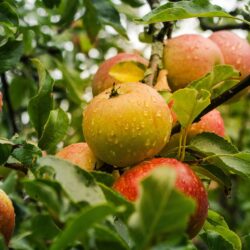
56;142;102;171
113;158;208;238
209;31;250;80
163;34;224;91
0;189;15;244
83;82;173;168
92;53;148;96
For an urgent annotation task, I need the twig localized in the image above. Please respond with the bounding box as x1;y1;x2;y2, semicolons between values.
172;75;250;134
144;0;174;87
0;73;18;134
4;163;28;175
199;18;250;31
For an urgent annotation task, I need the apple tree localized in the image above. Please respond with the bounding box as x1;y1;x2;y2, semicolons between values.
0;0;250;249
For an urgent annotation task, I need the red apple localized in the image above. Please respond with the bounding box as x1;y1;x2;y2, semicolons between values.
113;158;208;238
0;189;15;244
56;142;102;171
92;53;148;96
163;34;224;90
83;82;173;167
209;31;250;80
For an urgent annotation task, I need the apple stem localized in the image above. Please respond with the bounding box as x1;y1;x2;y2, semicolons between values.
172;74;250;135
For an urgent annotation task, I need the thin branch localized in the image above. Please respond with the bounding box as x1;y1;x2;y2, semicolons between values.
4;163;28;175
199;18;250;31
172;75;250;135
0;73;18;134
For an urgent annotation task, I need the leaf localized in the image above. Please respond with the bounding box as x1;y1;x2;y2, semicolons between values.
0;235;7;250
12;142;42;166
0;1;19;40
135;0;250;25
31;214;61;240
0;40;23;74
50;203;116;250
99;183;134;220
35;156;105;204
109;61;146;83
191;164;231;190
202;210;242;250
190;133;250;178
58;0;78;26
92;224;130;250
43;0;61;8
83;0;127;41
172;88;210;128
28;59;54;138
56;61;86;104
23;179;62;217
120;0;144;7
38;108;70;152
92;171;115;187
0;143;12;165
188;65;240;94
128;168;195;249
0;171;17;194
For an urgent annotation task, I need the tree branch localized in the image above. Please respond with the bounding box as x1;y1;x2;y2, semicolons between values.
172;75;250;134
0;73;18;134
4;163;28;175
143;1;174;87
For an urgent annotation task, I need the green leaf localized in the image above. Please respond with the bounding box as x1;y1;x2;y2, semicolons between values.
83;0;127;41
120;0;144;7
28;59;54;138
203;210;242;250
35;156;105;204
12;142;42;166
191;164;231;190
135;0;250;25
0;171;17;194
128;168;195;249
0;40;23;74
172;88;210;128
56;61;86;104
188;65;240;95
43;0;61;8
50;203;116;250
92;171;115;187
38;108;69;152
92;224;130;250
23;179;62;216
58;0;78;26
190;133;250;179
0;143;12;165
99;183;134;220
0;235;7;250
31;214;61;240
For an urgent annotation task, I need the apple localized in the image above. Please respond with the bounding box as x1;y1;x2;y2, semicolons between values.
163;34;224;91
113;158;208;238
92;53;148;96
209;31;250;80
56;142;102;171
0;189;15;244
83;82;173;167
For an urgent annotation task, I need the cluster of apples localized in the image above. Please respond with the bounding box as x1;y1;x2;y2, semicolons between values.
57;31;250;238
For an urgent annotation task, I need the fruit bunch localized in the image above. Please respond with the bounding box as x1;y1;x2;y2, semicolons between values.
55;31;250;239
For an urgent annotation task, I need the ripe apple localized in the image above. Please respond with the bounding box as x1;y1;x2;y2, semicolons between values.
0;189;15;244
56;142;102;171
113;158;208;238
92;53;148;96
83;82;173;167
163;34;224;91
209;31;250;80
